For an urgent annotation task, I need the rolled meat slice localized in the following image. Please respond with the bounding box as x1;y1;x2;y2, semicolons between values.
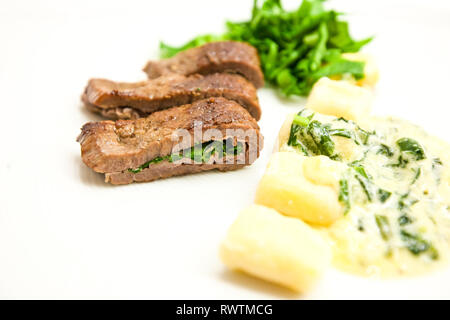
82;73;261;120
143;41;264;88
77;97;264;185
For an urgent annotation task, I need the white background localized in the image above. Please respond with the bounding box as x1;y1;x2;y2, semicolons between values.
1;0;450;299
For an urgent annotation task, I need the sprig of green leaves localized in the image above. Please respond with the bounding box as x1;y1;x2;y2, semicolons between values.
159;0;372;96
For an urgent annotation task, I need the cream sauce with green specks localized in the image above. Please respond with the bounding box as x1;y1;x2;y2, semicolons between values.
280;110;450;277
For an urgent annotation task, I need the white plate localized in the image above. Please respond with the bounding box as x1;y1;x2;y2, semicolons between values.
1;0;450;299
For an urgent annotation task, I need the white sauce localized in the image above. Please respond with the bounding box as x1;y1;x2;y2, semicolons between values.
281;112;450;277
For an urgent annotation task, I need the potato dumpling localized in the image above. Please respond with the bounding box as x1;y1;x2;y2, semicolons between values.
255;152;345;225
220;204;331;292
342;52;379;88
333;135;364;162
305;77;373;122
302;155;344;190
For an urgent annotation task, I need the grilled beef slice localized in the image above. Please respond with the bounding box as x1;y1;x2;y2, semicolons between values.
82;73;261;120
143;41;264;88
77;97;263;185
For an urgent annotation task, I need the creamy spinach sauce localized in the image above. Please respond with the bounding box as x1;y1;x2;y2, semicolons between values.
282;110;450;276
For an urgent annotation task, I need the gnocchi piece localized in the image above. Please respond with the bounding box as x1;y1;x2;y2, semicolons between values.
220;204;331;292
333;135;364;162
302;155;343;190
305;77;373;122
342;52;379;88
255;152;345;225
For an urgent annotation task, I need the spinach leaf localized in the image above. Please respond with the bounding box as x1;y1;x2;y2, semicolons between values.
307;120;335;157
377;189;392;203
327;18;373;52
411;167;421;185
128;141;244;173
160;34;227;58
396;138;426;160
287;114;338;158
398;193;419;211
160;0;372;96
128;156;171;174
329;128;354;139
349;160;370;179
400;230;438;260
375;215;391;241
398;214;413;226
355;174;373;202
356;126;375;145
387;155;409;168
293;114;312;127
311;58;365;81
335;117;349;123
338;179;350;214
376;144;394;157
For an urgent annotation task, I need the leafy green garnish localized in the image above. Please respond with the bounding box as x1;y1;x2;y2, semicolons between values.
160;34;226;58
128;141;244;173
396;138;426;161
310;57;365;82
159;0;372;96
400;230;438;259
